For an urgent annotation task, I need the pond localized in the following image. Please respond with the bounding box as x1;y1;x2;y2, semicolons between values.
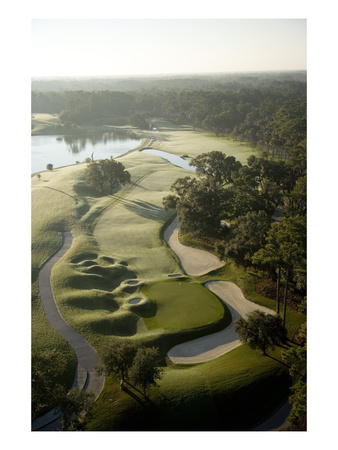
142;149;195;171
31;130;141;173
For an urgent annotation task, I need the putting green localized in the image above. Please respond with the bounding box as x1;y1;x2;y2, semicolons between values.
141;280;226;331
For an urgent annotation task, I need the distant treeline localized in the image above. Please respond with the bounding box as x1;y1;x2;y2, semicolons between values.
32;73;306;152
31;71;306;92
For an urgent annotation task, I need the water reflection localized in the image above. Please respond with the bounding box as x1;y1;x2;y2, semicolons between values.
62;130;139;154
31;129;141;173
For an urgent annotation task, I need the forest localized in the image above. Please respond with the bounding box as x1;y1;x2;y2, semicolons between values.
163;147;306;319
31;72;306;155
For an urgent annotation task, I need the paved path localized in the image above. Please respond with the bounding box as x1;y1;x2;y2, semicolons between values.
32;232;104;431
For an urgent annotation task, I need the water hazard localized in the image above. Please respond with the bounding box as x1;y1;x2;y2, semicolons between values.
31;130;141;173
142;149;195;171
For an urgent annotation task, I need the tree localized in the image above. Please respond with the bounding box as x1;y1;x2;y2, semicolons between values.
58;387;95;431
282;324;307;430
252;222;284;313
129;347;163;397
96;340;140;380
276;215;307;326
100;157;131;195
234;310;286;355
85;161;105;194
32;349;66;419
32;350;94;429
190;151;242;185
46;163;53;171
224;210;271;266
85;159;130;195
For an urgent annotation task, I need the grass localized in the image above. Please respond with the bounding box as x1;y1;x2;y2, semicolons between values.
31;118;305;429
149;119;260;164
31;113;127;136
86;344;291;431
31;113;62;135
141;279;228;331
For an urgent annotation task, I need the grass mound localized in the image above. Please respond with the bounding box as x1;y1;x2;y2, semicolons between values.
141;280;228;331
64;291;119;312
70;253;98;264
89;311;138;336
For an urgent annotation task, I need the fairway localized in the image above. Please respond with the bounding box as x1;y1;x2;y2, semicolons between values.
94;150;192;280
31;118;305;431
150;119;258;164
141;280;226;331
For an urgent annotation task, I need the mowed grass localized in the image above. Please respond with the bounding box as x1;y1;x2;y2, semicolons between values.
93;150;191;281
86;344;291;431
150;119;258;164
31;113;62;135
141;280;227;331
32;120;305;429
32;151;195;354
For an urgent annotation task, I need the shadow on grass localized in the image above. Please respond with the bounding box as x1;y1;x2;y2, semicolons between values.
265;345;292;370
122;381;158;408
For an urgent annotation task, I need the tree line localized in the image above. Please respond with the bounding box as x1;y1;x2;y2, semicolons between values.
163;146;306;326
32;76;306;154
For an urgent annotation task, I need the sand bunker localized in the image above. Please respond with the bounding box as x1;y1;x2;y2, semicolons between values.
164;217;274;364
167;281;274;364
164;217;224;276
129;298;142;305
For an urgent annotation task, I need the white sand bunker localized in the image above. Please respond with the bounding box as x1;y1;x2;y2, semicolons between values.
129;298;142;305
164;217;224;276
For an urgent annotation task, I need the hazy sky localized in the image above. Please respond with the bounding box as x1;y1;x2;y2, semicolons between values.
31;19;306;77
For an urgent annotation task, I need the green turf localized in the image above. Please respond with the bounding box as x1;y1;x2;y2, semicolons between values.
148;119;259;164
85;344;291;431
141;280;226;331
31;118;305;429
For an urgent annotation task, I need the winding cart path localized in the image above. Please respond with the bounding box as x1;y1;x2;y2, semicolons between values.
32;232;104;431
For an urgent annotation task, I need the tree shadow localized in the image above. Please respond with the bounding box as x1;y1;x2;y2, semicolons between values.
122;381;158;408
123;199;164;221
122;386;144;405
265;352;290;369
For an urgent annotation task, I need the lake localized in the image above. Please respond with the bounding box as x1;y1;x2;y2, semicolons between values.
31;131;141;173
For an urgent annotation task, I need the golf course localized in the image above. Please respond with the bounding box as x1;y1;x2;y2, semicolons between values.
31;119;305;431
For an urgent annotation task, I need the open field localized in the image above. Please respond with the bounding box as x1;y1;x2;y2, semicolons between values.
31;119;305;430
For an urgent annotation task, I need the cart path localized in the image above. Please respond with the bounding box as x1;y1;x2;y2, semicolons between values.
165;218;274;364
32;232;104;431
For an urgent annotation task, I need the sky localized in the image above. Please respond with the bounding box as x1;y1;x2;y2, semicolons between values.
31;18;306;77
